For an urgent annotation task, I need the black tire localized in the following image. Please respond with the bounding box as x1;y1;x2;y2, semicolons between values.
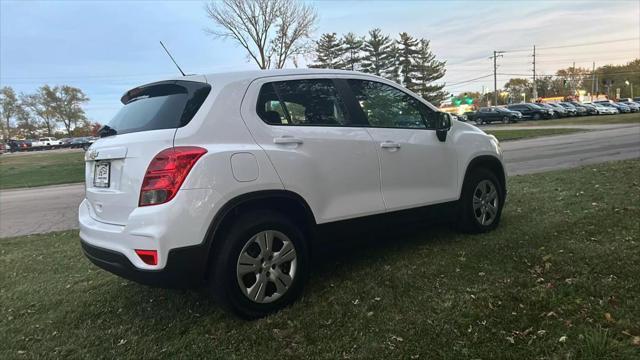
208;209;309;319
457;168;504;234
475;118;483;125
532;113;541;120
502;116;509;124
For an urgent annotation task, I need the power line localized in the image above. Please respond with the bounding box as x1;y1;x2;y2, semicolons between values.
502;37;640;53
446;74;494;86
497;70;640;77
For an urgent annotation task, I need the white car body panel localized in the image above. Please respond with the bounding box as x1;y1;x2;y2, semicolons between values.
79;69;505;271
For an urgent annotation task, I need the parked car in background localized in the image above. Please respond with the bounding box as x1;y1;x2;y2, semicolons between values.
7;139;31;152
470;107;521;124
592;103;618;115
555;103;577;116
59;138;73;147
618;100;639;112
31;137;64;149
572;102;599;115
560;102;587;116
506;103;553;120
595;100;631;113
69;137;96;150
594;102;622;114
0;142;6;155
547;103;570;117
535;103;558;118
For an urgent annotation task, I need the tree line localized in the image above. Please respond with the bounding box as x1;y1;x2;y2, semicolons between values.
310;30;447;104
204;1;448;104
501;59;640;104
454;59;640;106
0;85;97;140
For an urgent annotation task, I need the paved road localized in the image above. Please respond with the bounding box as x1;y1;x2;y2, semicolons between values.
1;183;84;238
502;124;640;175
1;124;639;238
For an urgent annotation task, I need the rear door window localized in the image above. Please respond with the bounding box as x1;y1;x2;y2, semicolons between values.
256;79;351;126
106;80;211;135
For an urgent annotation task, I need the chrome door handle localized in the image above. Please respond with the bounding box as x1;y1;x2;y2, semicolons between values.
273;136;304;145
380;141;401;149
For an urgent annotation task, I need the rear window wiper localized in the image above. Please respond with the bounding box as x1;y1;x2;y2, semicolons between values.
98;125;118;138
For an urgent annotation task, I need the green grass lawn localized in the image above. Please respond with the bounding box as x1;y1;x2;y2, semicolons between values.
486;128;587;141
519;112;640;126
1;159;640;359
0;151;85;190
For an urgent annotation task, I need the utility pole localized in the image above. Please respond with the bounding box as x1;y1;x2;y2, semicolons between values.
491;51;504;106
571;61;576;96
532;45;537;100
591;61;596;101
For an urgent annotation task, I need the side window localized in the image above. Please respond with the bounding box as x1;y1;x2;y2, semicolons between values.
348;80;433;129
256;79;350;126
256;83;288;125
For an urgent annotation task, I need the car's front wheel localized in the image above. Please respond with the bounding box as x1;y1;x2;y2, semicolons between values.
209;210;309;319
457;168;504;233
532;113;541;120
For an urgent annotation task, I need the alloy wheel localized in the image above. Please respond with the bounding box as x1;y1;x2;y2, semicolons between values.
472;180;499;226
236;230;297;304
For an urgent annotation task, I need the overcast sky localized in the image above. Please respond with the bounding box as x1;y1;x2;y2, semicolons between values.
1;0;638;122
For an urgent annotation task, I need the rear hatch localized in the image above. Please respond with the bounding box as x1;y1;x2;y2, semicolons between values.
85;79;211;225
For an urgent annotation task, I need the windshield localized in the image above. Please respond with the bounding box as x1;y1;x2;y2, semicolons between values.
106;80;211;136
528;103;543;110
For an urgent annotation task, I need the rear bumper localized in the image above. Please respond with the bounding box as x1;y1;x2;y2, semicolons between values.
81;239;207;288
79;188;218;287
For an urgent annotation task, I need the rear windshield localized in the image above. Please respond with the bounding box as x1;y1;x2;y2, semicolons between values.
106;80;211;135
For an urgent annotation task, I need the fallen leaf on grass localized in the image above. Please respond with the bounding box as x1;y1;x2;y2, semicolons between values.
604;313;615;323
559;335;567;343
391;335;404;342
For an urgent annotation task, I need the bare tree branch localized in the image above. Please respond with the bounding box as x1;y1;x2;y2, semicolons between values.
204;0;317;69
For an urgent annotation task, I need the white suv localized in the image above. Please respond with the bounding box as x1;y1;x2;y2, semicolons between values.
79;69;506;318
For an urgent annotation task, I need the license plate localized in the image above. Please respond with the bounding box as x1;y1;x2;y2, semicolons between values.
93;162;110;188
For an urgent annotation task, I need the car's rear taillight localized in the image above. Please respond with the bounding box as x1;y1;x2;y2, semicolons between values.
139;146;207;206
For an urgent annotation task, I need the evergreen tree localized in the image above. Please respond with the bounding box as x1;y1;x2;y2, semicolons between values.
395;32;420;91
414;39;447;104
310;33;343;69
361;28;395;79
341;32;363;71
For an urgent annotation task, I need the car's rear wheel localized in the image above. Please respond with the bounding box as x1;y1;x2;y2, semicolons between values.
457;168;504;233
209;210;309;319
475;118;483;125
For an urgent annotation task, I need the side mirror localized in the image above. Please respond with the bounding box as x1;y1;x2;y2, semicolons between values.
435;112;452;142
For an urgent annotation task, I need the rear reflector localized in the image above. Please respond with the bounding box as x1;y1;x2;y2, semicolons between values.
139;146;207;206
135;250;158;265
